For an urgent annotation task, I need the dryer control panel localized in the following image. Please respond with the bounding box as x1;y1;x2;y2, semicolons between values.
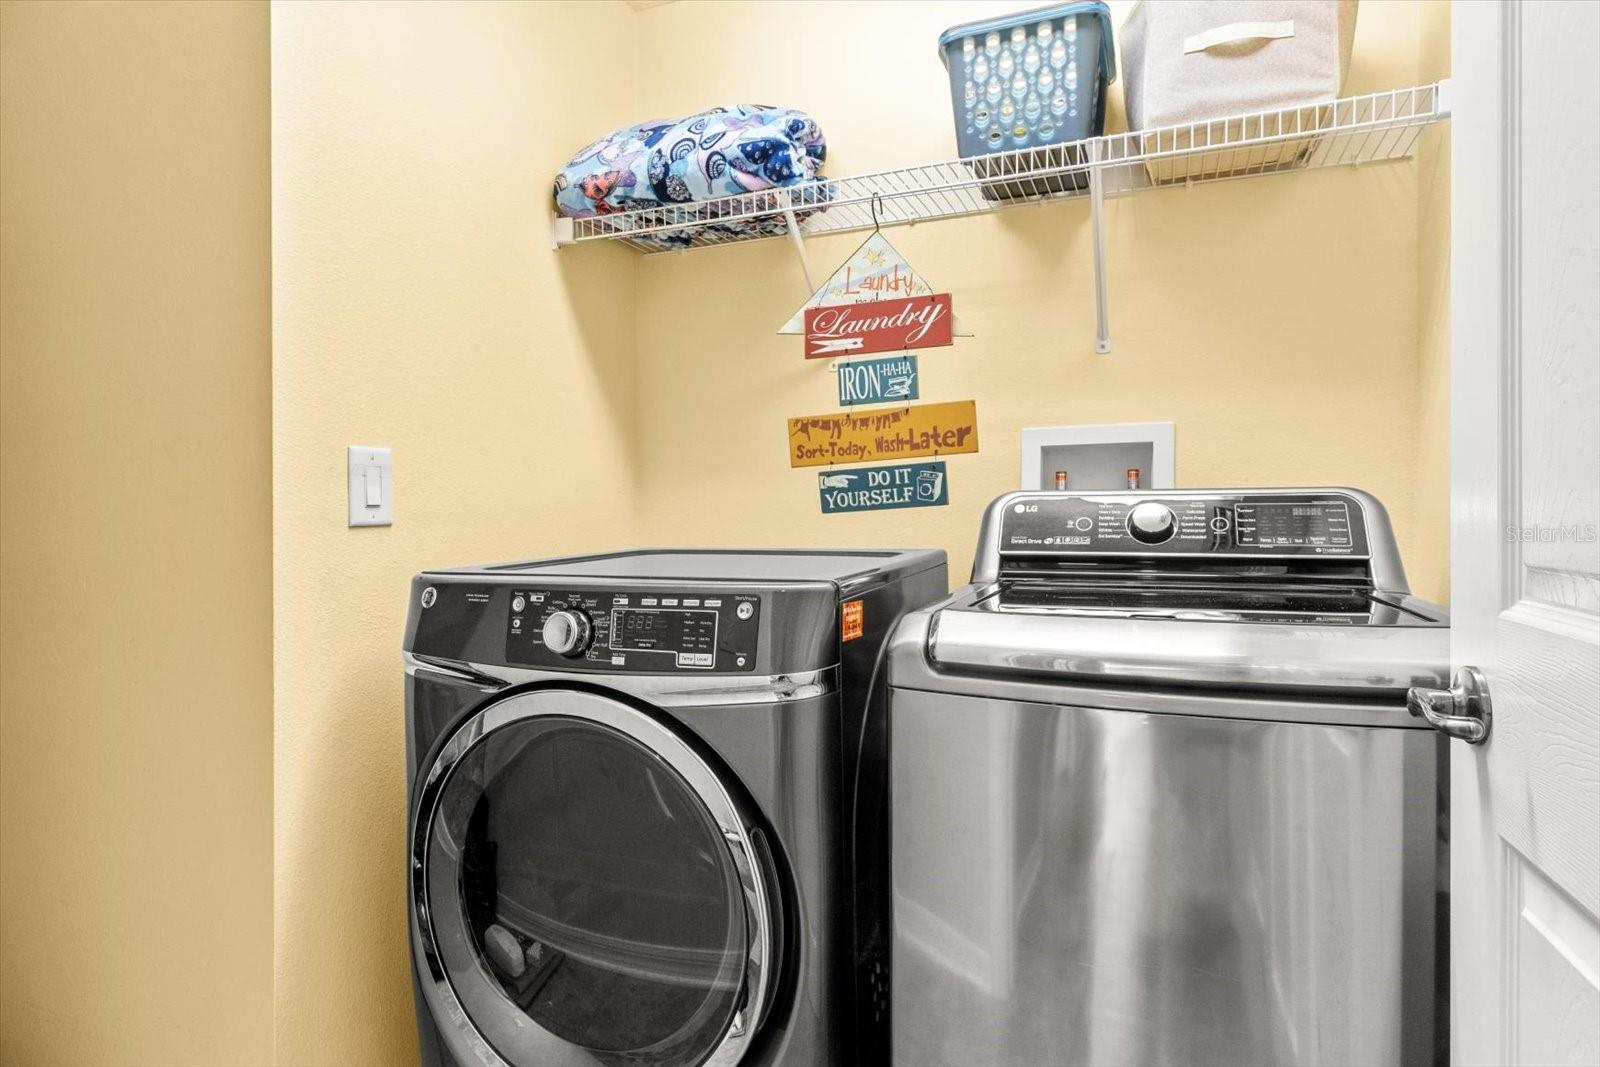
999;491;1371;557
505;588;761;672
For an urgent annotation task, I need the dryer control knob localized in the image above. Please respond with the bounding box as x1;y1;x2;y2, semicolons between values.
1127;501;1177;545
541;609;592;656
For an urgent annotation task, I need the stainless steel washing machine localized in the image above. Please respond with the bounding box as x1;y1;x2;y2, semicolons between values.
887;489;1449;1067
404;548;946;1067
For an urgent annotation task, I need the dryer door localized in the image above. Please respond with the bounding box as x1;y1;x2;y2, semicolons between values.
411;687;778;1067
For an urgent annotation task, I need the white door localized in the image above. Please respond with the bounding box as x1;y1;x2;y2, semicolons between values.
1448;2;1600;1065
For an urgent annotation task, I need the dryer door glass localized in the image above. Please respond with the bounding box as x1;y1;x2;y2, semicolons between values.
420;709;760;1067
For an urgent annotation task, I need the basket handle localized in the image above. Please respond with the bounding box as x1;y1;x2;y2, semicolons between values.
1183;19;1295;54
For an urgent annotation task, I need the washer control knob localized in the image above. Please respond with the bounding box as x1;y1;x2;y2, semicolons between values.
541;609;592;657
1127;501;1177;545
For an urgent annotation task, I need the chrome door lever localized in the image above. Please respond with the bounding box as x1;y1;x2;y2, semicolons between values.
1407;665;1492;744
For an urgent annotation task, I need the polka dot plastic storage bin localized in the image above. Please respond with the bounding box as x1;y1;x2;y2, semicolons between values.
938;2;1116;199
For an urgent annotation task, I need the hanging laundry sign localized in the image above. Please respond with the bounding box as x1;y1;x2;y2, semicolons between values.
837;355;919;406
787;400;978;468
818;461;948;514
804;293;953;359
779;231;970;336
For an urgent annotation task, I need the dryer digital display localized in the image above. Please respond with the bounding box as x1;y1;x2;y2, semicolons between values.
611;607;718;658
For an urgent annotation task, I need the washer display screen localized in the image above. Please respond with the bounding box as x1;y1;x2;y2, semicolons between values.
1235;502;1353;548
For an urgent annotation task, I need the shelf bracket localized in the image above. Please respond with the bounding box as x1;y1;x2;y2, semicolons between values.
1088;141;1111;354
551;216;574;251
781;206;815;292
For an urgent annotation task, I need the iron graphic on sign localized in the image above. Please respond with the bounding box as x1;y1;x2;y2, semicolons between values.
804;293;953;359
836;355;918;406
818;461;949;514
787;400;978;468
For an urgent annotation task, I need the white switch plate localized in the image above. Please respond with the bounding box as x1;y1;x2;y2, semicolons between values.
347;446;392;527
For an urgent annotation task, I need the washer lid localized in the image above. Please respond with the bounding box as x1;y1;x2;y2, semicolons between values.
924;585;1450;694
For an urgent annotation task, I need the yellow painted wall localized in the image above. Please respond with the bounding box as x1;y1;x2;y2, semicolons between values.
627;0;1452;601
0;2;274;1065
269;2;641;1063
1414;1;1452;604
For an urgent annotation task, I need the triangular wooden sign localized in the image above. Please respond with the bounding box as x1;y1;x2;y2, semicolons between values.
779;231;970;336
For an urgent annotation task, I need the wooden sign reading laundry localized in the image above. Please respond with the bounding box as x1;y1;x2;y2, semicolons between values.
787;400;978;468
804;293;954;358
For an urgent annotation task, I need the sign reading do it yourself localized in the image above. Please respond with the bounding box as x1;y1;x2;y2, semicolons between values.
787;400;978;468
818;461;947;514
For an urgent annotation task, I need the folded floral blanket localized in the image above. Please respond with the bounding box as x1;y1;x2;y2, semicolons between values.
554;105;828;249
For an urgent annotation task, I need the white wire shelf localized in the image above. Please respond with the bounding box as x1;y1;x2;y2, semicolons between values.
552;83;1449;254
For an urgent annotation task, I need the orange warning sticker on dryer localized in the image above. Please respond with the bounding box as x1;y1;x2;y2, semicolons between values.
841;599;865;641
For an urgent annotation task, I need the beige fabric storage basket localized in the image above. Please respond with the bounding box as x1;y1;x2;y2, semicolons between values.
1120;0;1358;183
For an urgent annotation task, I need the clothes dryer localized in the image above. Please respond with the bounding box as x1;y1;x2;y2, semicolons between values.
405;549;947;1067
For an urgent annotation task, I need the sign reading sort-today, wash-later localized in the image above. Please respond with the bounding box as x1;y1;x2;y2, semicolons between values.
787;400;978;468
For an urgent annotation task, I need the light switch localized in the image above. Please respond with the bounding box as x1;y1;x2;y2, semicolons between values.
347;446;392;527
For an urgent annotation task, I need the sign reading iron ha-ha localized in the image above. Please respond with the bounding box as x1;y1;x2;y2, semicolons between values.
804;294;953;359
837;355;918;406
787;400;978;468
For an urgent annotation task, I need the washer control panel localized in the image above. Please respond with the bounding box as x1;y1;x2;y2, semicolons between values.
1000;492;1370;556
505;588;760;672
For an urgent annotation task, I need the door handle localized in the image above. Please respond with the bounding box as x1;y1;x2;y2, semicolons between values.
1407;665;1493;744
